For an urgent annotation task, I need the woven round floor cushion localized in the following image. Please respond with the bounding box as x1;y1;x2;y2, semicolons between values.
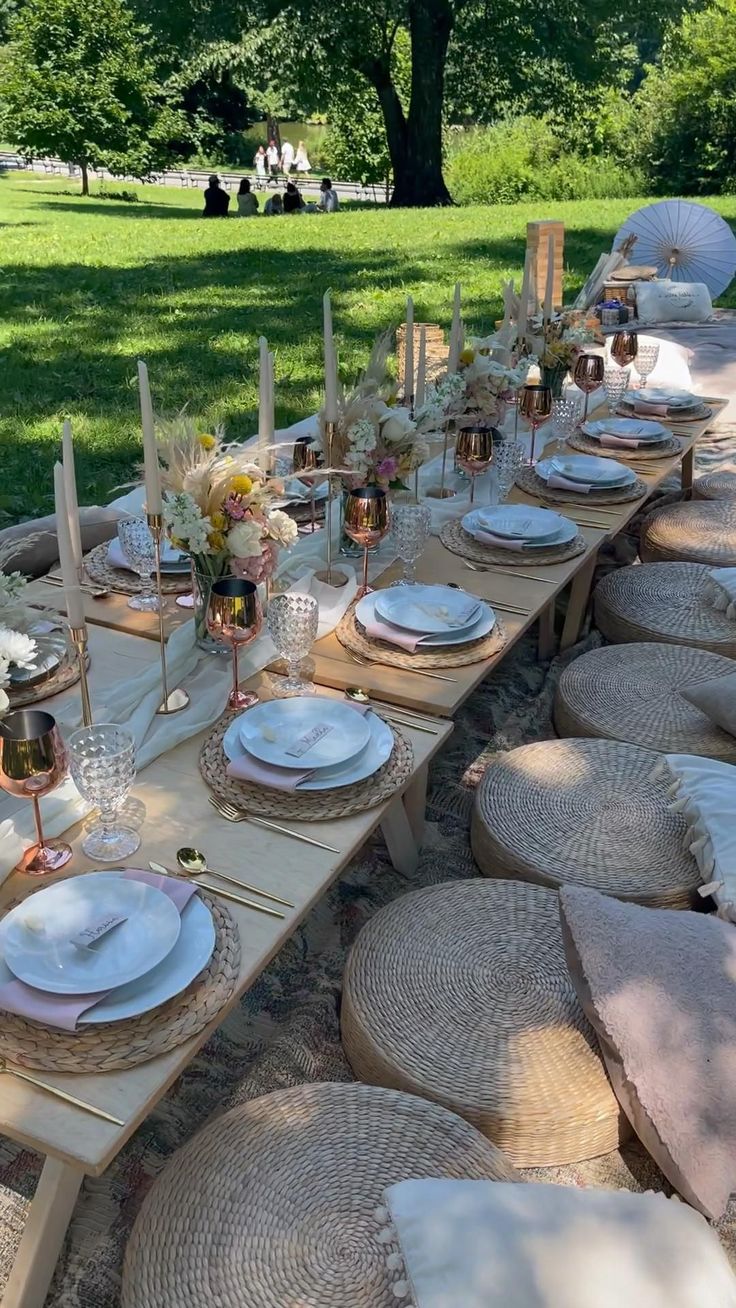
471;739;700;909
122;1082;518;1308
693;471;736;501
594;562;736;658
640;500;736;566
342;879;627;1167
554;642;736;761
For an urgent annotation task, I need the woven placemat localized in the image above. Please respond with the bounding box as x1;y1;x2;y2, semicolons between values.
568;430;683;461
616;401;712;423
439;518;587;568
594;561;736;658
200;711;413;820
0;891;240;1072
6;651;84;709
84;543;192;596
514;464;647;505
335;601;507;669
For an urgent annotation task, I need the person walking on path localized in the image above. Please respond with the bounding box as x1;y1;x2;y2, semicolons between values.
254;146;267;187
266;140;280;183
280;140;295;175
203;174;230;217
295;140;312;176
237;178;259;216
319;178;339;212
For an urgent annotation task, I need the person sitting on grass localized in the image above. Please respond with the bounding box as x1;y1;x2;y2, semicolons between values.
319;178;339;212
237;178;259;217
203;174;230;217
264;192;283;216
283;181;304;214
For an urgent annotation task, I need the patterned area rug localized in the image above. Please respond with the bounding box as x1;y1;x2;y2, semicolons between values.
2;431;735;1305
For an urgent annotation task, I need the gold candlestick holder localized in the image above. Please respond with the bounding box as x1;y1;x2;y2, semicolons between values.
147;512;190;716
69;624;93;727
315;420;349;590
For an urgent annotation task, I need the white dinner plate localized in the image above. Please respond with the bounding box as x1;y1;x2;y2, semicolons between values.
627;387;699;409
224;709;394;791
462;508;578;550
0;873;181;995
356;591;495;646
470;505;565;541
8;649;61;686
107;537;190;574
238;697;372;770
538;456;636;487
374;584;482;634
583;418;669;444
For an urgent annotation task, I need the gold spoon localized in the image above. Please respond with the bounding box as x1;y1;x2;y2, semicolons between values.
344;686;441;734
176;847;293;908
0;1058;124;1125
148;860;285;920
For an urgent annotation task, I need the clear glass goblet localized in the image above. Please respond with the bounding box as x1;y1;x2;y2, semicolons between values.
390;504;431;585
117;518;160;613
493;439;525;501
635;342;660;389
68;724;140;861
267;593;319;697
603;365;630;412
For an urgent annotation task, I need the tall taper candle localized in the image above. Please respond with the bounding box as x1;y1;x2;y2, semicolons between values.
517;252;531;349
138;360;162;515
404;296;414;401
53;462;85;629
61;419;83;573
543;232;555;324
323;290;339;423
258;335;271;470
415;327;427;408
448;282;462;372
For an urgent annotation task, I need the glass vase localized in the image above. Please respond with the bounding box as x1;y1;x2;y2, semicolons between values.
191;566;232;654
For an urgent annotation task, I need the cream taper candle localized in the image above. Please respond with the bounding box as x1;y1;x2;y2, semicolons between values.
543;232;555;324
53;462;85;628
258;335;272;470
448;282;462;372
138;360;162;515
323;291;338;422
404;296;414;401
61;419;82;573
415;327;427;408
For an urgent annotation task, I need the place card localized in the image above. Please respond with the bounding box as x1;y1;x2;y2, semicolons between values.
285;723;334;758
71;914;129;952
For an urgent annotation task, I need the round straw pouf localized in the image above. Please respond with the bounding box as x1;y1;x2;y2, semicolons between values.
594;562;736;658
122;1081;519;1308
640;500;736;566
471;739;700;909
341;880;627;1167
554;641;736;761
693;471;736;501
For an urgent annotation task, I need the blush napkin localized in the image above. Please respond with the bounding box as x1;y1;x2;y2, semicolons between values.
226;698;370;790
547;471;594;494
631;400;671;417
471;529;531;552
0;869;197;1032
596;433;644;449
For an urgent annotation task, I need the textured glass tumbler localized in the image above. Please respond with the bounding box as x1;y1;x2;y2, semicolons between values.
635;342;660;389
267;593;319;696
492;440;525;502
118;518;160;613
69;724;140;860
603;365;630;411
390;504;432;585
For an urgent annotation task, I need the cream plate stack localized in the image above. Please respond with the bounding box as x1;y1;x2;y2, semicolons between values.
536;454;638;493
462;505;577;553
356;583;496;651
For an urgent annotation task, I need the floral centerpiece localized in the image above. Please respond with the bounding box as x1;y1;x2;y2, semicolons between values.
530;311;602;396
432;346;532;431
0;544;44;713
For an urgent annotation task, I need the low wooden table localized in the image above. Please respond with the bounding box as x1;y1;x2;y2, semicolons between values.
0;628;451;1308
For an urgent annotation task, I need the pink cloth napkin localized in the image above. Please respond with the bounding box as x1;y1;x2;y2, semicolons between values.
632;401;670;417
227;698;370;789
364;616;429;652
597;433;643;449
472;529;530;552
0;870;197;1032
547;472;593;494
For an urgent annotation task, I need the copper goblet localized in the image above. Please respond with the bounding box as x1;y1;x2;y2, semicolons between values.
0;710;72;874
293;435;323;535
455;428;495;504
610;330;638;369
572;353;605;427
206;578;263;711
519;384;553;466
343;487;389;598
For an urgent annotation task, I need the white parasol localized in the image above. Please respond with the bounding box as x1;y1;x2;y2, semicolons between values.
613;200;736;297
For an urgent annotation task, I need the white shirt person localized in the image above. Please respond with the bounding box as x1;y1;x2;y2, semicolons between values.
280;140;295;173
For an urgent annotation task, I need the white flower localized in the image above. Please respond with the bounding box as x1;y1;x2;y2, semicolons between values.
347;418;377;454
380;407;416;445
0;570;28;611
0;626;37;670
0;657;9;689
265;509;298;547
164;492;213;554
0;687;8;716
227;518;264;559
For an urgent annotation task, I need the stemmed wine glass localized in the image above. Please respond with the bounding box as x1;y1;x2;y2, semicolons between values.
292;435;323;535
610;330;638;369
519;384;553;466
0;710;72;874
267;593;319;697
343;487;390;599
572;354;605;428
390;504;431;586
635;341;660;390
68;723;139;861
118;517;160;613
206;577;263;710
455;428;495;504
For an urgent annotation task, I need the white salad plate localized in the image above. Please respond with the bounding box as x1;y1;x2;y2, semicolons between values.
225;710;393;791
537;456;636;487
462;508;577;550
582;418;669;443
0;873;182;995
238;696;372;770
469;504;566;541
108;536;190;574
356;591;495;646
374;584;482;634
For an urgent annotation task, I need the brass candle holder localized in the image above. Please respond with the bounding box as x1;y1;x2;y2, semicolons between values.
147;512;190;716
69;624;93;727
315;420;349;590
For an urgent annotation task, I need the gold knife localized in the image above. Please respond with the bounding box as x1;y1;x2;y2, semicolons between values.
148;861;285;919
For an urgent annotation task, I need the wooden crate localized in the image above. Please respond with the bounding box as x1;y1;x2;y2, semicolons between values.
396;322;448;389
527;220;564;310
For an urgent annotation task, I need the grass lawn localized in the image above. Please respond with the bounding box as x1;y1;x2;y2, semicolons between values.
2;171;736;522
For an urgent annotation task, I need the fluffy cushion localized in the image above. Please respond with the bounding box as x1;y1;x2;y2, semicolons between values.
559;885;736;1218
681;667;736;736
706;567;736;620
0;508;123;578
382;1178;736;1307
661;752;736;920
635;280;713;324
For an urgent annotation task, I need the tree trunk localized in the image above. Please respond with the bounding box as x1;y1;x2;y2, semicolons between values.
391;0;455;206
267;115;281;149
365;56;408;196
80;161;89;196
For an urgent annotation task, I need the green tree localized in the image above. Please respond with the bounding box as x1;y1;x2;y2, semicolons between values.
2;0;162;193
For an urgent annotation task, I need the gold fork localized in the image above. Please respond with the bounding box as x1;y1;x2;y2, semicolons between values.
208;796;341;854
0;1058;124;1125
345;650;457;683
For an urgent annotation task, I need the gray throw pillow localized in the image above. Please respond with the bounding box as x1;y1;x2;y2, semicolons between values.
0;507;123;578
681;670;736;738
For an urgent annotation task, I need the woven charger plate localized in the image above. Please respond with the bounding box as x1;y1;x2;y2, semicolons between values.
200;710;413;820
514;463;647;505
122;1082;519;1308
84;542;191;595
594;561;736;658
471;739;700;909
567;429;683;461
6;651;84;709
439;517;586;568
616;401;712;423
640;500;736;567
335;600;507;669
554;641;736;761
0;891;240;1072
342;879;626;1166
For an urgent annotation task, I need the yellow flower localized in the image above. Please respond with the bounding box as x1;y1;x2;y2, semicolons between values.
210;512;227;530
459;347;476;366
208;530;226;552
228;474;253;496
198;433;216;451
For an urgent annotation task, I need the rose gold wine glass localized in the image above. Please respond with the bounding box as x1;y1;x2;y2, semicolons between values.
519;384;553;466
292;435;323;534
610;330;638;369
342;487;389;599
572;354;605;427
455;428;494;504
206;578;263;711
0;710;72;874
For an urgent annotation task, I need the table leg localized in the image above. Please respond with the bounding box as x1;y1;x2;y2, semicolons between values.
681;446;694;494
560;552;599;651
380;798;419;876
2;1156;84;1308
402;764;428;848
537;600;556;660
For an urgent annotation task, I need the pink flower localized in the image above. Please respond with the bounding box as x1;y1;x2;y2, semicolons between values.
375;456;398;480
224;494;246;520
232;540;278;585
